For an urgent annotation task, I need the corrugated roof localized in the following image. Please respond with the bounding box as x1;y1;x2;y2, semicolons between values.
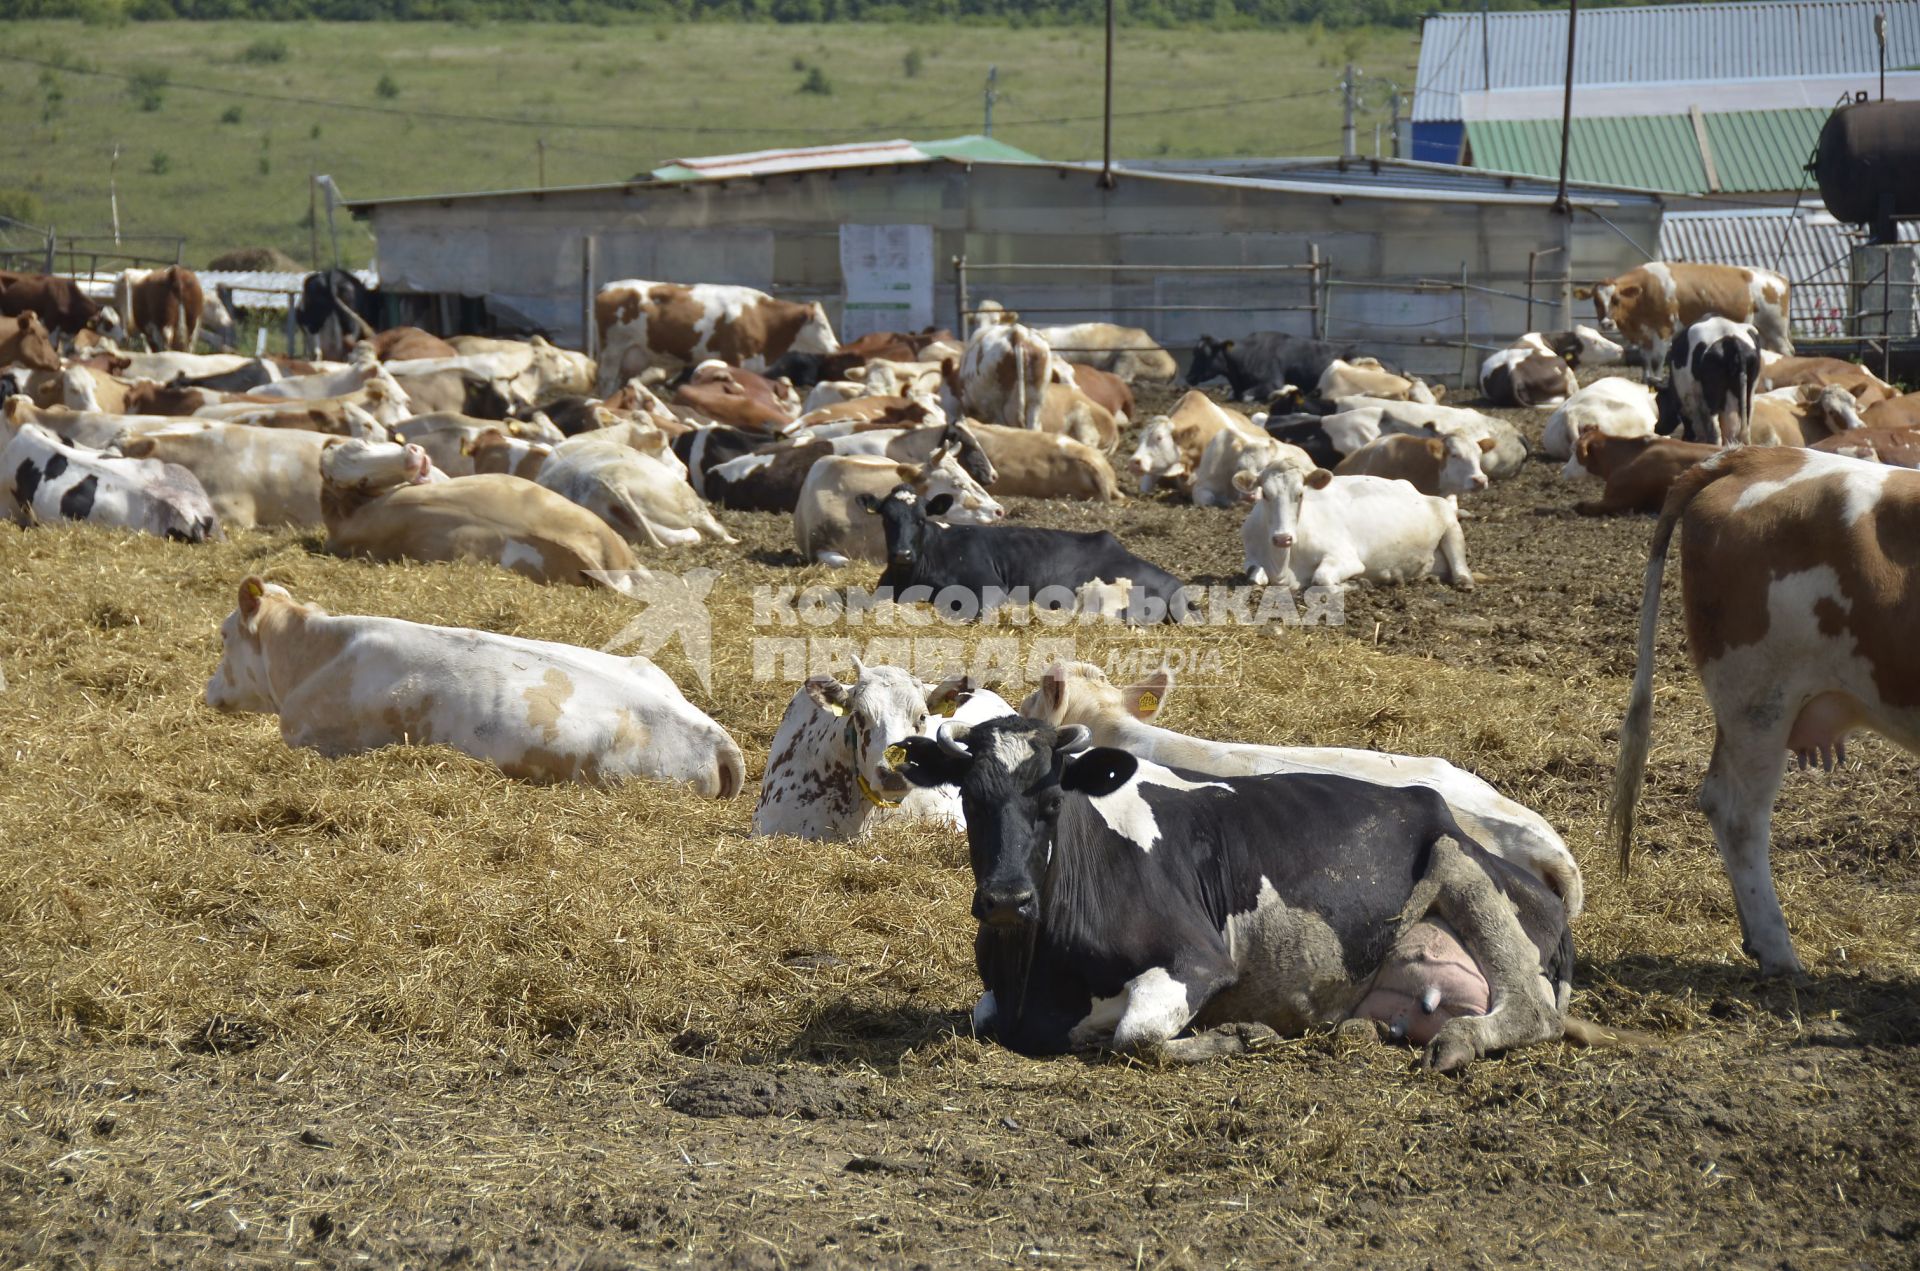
648;135;1035;182
1464;108;1827;193
1659;205;1918;336
1415;1;1920;121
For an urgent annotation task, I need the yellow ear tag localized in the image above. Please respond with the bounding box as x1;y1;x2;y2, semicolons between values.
884;743;908;768
931;698;957;717
1137;691;1159;715
823;700;847;717
244;579;265;599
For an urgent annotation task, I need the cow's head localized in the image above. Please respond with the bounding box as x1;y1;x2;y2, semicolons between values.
5;311;60;371
1424;425;1493;495
1127;416;1181;482
1574;282;1621;328
896;715;1101;930
805;659;986;808
86;304;127;342
206;576;304;714
1233;462;1332;552
909;445;1004;525
1184;336;1232;388
1019;660;1172;735
1563;324;1625;367
319;438;436;493
858;484;929;569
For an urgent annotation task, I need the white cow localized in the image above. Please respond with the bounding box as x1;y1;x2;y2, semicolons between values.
1190;426;1313;509
206;578;743;795
117;421;334;528
1;421;220;542
1021;661;1584;916
1316;357;1438;404
1544;376;1659;466
1236;464;1472;591
752;661;1015;840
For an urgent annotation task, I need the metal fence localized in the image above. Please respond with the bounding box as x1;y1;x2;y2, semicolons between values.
0;231;184;278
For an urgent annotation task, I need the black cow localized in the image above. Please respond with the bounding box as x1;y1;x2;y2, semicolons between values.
295;269;380;358
1668;318;1761;445
895;715;1575;1069
1261;414;1343;469
862;485;1189;623
1185;333;1354;402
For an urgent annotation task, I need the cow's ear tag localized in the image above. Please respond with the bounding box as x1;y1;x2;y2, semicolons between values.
1136;691;1159;716
884;743;908;768
244;579;265;599
822;699;846;717
931;698;957;717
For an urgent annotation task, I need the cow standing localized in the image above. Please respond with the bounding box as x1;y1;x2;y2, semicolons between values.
116;265;206;352
1579;262;1791;371
1668;318;1761;446
594;280;838;393
894;716;1575;1069
1611;447;1920;977
0;271;123;341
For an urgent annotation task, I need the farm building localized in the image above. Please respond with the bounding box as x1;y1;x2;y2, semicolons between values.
345;141;1663;380
1415;0;1920;202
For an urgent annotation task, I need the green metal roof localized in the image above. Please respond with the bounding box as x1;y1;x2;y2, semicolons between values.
1465;109;1826;194
915;135;1038;164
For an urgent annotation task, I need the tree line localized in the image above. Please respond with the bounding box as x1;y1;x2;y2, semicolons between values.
2;0;1698;31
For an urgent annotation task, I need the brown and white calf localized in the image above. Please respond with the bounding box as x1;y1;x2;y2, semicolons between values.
1611;447;1920;976
1578;262;1791;369
207;577;743;794
595;280;838;393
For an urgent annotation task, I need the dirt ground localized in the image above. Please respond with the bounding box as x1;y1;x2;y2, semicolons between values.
1;383;1916;1269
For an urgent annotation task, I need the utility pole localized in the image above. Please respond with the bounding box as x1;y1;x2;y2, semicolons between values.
1341;64;1358;158
983;66;998;138
109;143;120;245
1389;91;1403;159
1553;0;1579;214
1100;0;1116;189
308;171;319;269
1877;12;1888;100
538;137;547;188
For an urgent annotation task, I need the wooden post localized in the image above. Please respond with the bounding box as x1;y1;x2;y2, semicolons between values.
582;235;597;358
1308;242;1322;340
308;173;319;270
1458;262;1471;388
954;255;970;339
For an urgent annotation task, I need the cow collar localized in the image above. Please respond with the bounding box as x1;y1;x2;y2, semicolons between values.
848;718;904;808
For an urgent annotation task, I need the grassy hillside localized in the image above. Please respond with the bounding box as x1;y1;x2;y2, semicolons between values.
1;20;1417;268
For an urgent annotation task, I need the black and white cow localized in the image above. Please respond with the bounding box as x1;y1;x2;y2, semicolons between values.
2;422;220;541
1668;318;1761;446
863;485;1190;623
1184;333;1354;403
1260;413;1344;469
895;716;1574;1069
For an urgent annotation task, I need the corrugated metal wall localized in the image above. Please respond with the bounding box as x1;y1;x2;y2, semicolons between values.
363;161;1661;379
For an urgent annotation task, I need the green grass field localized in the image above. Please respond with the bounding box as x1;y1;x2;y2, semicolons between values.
2;20;1418;269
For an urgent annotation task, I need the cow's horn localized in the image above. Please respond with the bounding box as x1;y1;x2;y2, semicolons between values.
1054;725;1091;755
936;721;973;758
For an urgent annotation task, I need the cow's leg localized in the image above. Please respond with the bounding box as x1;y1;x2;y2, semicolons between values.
1435;519;1474;589
1091;958;1257;1064
1416;837;1564;1073
1698;721;1802;977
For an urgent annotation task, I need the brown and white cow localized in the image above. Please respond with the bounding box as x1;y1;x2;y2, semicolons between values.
794;447;1004;566
1126;391;1254;496
1812;426;1920;468
1058;363;1134;426
319;440;637;587
0;312;60;372
1577;262;1791;368
1747;384;1865;448
594;280;838;392
115;265;205;352
1862;392;1920;430
1612;447;1920;976
1334;429;1495;496
1037;383;1119;451
952;310;1052;431
370;326;461;361
671;360;800;432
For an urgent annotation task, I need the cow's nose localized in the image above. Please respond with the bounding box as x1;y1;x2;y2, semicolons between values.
1471;475;1488;491
1127;459;1148;473
975;889;1035;927
1271;532;1295;548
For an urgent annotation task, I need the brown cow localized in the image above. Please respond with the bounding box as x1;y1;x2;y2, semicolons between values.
1576;262;1791;368
595;280;838;392
1812;426;1920;468
1757;356;1893;406
1861;392;1920;430
1569;431;1719;515
0;312;59;372
1062;363;1134;425
0;271;122;339
1334;430;1495;496
1611;446;1920;975
672;362;800;433
117;266;206;352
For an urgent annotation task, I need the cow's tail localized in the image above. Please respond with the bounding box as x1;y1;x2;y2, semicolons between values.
1609;455;1732;875
1015;337;1030;430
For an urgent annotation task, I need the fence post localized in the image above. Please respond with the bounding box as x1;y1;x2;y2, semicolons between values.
1526;250;1538;333
283;303;297;359
581;235;597;359
1458;262;1471;388
43;231;54;274
1308;242;1321;340
954;255;970;339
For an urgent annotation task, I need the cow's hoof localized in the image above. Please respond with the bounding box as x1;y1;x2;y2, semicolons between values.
1334;1017;1387;1049
1453;575;1476;592
1232;1022;1280;1052
1422;1033;1477;1074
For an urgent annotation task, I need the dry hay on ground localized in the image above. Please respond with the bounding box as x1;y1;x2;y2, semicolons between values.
1;391;1916;1268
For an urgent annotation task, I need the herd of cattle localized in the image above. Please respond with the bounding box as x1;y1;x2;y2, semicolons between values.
3;255;1915;1068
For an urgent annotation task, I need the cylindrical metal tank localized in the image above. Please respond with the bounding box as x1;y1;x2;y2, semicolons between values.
1812;100;1920;237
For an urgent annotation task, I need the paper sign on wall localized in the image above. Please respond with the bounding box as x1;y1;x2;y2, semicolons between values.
840;223;933;339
